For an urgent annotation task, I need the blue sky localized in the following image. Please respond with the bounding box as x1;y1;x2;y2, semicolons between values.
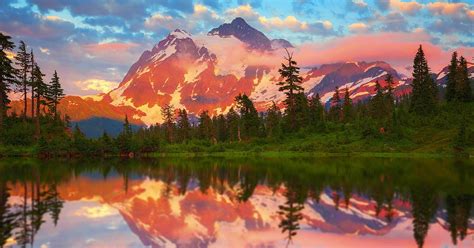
1;0;473;95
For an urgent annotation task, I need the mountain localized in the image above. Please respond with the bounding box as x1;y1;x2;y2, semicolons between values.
73;117;143;138
7;17;474;129
271;38;294;49
208;17;272;51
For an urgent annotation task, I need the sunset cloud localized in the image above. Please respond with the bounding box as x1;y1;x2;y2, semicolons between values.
296;31;474;75
75;79;118;93
389;0;422;14
348;22;368;33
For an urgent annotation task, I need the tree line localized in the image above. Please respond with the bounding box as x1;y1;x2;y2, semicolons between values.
104;45;472;156
1;30;472;156
0;32;66;146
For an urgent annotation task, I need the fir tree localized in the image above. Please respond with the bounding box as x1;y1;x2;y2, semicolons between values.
329;87;341;121
410;45;437;115
277;49;303;131
308;93;324;129
30;50;35;118
0;33;16;133
445;51;458;102
32;64;46;138
46;71;64;117
161;104;175;143
342;87;353;122
226;107;240;142
370;81;386;120
455;56;472;102
235;93;260;139
14;41;30;119
176;109;191;143
215;114;227;142
198;110;213;141
265;102;282;138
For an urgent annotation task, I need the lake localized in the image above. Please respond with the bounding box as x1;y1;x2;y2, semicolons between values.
0;157;473;248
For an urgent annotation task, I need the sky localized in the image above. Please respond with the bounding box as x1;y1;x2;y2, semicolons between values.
0;0;473;96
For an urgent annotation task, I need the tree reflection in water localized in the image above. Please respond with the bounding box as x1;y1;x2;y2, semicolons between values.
0;157;472;247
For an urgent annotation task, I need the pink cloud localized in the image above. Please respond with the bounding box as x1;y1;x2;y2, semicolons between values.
295;31;474;75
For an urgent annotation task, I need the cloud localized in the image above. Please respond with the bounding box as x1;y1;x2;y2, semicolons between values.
348;22;369;33
39;47;50;55
389;0;422;15
226;4;336;36
426;2;471;18
75;79;118;93
225;4;259;20
74;205;118;219
296;31;474;75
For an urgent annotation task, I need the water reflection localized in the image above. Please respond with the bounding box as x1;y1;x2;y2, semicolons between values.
0;157;473;247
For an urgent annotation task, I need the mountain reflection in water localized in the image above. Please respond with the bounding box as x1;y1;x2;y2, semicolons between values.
0;157;473;248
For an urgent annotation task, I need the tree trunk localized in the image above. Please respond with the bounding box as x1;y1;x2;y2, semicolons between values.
0;79;4;133
35;94;40;138
23;82;27;120
31;85;35;118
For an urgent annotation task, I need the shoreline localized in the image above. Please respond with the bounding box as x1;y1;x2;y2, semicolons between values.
1;149;472;159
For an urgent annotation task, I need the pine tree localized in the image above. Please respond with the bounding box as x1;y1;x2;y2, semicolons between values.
329;87;341;121
198;110;213;141
30;50;35;118
0;33;16;133
32;64;47;138
265;102;282;138
46;71;64;117
176;109;191;143
445;52;458;102
161;104;175;143
14;41;30;119
370;81;386;120
293;92;310;129
342;87;353;122
277;49;304;131
235;93;259;139
308;93;324;128
215;114;227;142
226;107;240;142
455;56;472;102
278;188;304;247
410;45;437;115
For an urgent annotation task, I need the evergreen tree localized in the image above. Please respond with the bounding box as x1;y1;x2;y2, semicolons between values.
215;114;227;142
116;116;132;153
277;49;304;131
329;87;341;121
226;107;240;142
176;109;191;143
410;45;437;115
161;104;175;143
342;87;353;122
0;33;16;133
293;92;310;129
308;93;324;129
265;102;282;138
278;188;304;247
455;56;472;102
46;71;64;117
30;50;35;118
370;81;386;120
445;51;458;102
198;110;213;141
14;41;30;119
31;64;46;138
235;93;259;139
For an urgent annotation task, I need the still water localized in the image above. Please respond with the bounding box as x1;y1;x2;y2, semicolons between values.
0;157;473;248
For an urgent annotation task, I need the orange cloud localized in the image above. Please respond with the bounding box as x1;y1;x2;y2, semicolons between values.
348;22;369;33
389;0;422;14
296;31;474;75
427;2;473;21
